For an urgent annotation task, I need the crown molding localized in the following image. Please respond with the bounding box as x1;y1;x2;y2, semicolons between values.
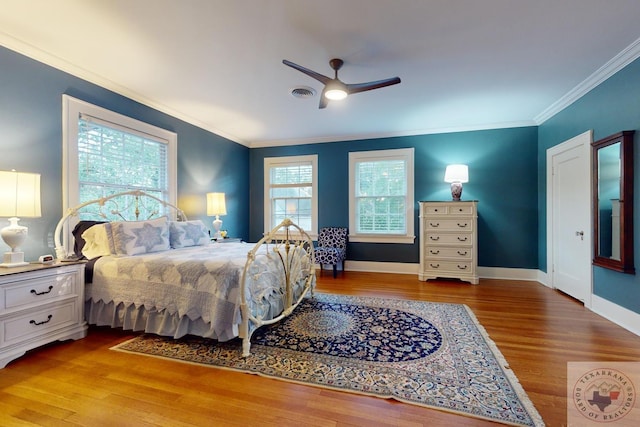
535;37;640;124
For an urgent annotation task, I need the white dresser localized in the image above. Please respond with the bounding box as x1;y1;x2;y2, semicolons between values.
0;262;87;368
419;201;478;284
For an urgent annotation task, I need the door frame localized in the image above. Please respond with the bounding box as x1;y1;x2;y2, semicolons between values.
546;130;593;307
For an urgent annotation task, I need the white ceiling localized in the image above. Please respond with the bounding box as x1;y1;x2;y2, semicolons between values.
2;0;640;147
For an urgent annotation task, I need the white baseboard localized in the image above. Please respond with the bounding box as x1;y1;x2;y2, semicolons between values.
590;294;640;336
344;261;418;275
476;266;540;281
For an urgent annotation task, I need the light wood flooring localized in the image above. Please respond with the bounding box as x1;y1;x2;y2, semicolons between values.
1;272;640;426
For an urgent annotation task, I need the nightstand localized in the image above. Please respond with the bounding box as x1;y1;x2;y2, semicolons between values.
212;238;242;243
0;261;88;368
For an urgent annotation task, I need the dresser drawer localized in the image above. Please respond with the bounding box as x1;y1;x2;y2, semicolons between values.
446;204;475;215
2;270;77;311
422;204;450;215
421;203;475;216
1;299;80;347
425;246;472;259
425;232;473;245
423;260;474;274
424;218;474;231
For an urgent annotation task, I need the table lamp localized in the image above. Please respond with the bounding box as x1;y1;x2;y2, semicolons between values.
0;170;42;267
444;164;469;201
206;192;227;239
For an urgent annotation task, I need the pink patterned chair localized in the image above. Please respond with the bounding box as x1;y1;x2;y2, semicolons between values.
315;227;348;278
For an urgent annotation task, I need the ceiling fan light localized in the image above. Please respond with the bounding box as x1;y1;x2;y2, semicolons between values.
324;81;348;100
325;89;347;100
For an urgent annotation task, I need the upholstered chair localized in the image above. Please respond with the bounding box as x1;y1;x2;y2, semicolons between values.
315;227;348;278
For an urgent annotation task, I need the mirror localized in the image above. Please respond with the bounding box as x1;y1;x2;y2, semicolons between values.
592;130;635;274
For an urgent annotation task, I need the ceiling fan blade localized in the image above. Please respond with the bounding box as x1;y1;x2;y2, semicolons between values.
282;60;331;85
346;77;401;95
318;87;329;109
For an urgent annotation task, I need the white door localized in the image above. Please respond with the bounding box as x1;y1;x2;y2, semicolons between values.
546;131;592;304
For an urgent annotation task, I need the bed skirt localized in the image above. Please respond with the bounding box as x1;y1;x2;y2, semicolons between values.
85;300;224;340
84;281;305;341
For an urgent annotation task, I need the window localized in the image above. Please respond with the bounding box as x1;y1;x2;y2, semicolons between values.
264;155;318;237
62;95;177;245
349;148;415;243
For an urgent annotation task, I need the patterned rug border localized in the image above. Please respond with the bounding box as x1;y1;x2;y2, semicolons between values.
110;293;545;426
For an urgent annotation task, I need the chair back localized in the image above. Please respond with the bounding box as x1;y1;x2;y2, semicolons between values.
318;227;348;249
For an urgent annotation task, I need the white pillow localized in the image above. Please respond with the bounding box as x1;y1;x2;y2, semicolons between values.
80;223;113;260
111;217;170;256
169;220;210;248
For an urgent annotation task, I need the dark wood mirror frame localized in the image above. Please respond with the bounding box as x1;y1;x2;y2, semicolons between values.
592;130;635;274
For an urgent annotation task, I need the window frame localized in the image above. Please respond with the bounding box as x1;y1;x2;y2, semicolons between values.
263;154;318;238
61;95;177;251
348;148;415;244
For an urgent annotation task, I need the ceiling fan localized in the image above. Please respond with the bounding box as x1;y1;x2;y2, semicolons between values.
283;58;401;109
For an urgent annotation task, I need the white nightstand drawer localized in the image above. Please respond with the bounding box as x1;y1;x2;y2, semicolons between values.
2;299;79;347
3;272;77;310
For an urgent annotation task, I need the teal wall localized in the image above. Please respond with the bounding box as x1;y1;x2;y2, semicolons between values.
250;126;539;268
538;56;640;313
0;45;250;261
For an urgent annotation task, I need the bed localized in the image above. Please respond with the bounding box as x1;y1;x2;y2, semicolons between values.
54;191;315;356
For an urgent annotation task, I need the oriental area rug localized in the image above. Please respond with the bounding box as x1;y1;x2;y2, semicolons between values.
111;293;544;426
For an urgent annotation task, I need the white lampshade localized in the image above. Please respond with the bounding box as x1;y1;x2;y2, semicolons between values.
0;170;42;218
0;170;42;267
444;164;469;183
206;192;227;216
206;192;227;239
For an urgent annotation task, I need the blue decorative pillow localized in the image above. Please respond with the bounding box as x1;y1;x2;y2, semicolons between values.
169;220;210;248
111;217;170;256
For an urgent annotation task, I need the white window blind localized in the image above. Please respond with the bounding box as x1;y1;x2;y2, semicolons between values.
78;114;168;201
349;148;415;244
355;159;407;233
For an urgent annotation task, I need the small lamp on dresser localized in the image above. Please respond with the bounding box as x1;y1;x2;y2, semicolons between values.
0;170;42;267
444;164;469;201
206;192;227;239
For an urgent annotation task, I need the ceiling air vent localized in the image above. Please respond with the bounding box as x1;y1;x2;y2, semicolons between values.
290;86;316;99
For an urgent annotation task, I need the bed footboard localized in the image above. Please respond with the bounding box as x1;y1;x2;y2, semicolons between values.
240;219;315;356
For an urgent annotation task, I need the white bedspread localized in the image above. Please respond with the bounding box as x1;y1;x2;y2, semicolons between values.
86;242;295;341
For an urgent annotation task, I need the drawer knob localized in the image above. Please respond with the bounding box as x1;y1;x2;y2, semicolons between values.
457;265;468;270
30;285;54;296
430;250;440;255
430;263;440;268
457;236;468;242
430;222;440;227
29;314;53;326
430;236;440;241
457;250;467;256
457;223;467;228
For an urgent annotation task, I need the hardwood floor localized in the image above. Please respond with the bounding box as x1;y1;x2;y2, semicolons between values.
2;272;640;426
